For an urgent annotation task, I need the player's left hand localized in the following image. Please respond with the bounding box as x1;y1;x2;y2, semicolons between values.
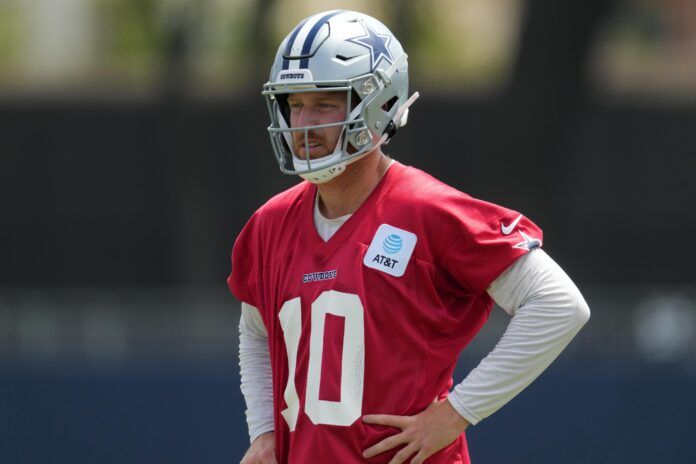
362;398;470;464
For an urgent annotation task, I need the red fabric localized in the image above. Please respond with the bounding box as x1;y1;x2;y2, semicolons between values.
228;162;543;463
319;313;344;402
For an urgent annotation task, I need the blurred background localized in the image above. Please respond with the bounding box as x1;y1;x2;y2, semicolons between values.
1;0;695;462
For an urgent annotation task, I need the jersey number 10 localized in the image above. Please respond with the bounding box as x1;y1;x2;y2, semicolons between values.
278;290;365;430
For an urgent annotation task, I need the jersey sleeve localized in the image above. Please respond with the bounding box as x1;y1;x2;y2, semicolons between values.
439;197;543;294
227;211;261;308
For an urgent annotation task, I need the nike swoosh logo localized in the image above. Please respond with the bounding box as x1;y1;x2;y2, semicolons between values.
335;54;361;63
501;214;523;235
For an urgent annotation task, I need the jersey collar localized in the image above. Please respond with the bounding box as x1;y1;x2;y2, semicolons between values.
301;160;403;262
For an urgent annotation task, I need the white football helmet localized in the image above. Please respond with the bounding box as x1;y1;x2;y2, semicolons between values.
262;10;419;183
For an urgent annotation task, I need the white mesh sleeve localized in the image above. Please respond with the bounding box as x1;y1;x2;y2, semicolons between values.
239;302;275;443
447;249;590;425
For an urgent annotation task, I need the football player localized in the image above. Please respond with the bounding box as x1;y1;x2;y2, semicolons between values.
230;10;589;464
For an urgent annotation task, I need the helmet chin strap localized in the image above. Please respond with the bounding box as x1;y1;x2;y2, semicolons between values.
299;162;346;184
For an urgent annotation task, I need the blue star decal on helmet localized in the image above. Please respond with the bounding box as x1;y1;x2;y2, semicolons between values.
347;22;393;72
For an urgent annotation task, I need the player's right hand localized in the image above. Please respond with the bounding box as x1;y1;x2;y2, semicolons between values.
240;431;277;464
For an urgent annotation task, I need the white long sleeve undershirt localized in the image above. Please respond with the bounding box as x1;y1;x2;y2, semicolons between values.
446;248;590;425
238;304;275;443
237;202;590;442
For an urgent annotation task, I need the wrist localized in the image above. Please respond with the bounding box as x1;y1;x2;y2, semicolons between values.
444;398;470;432
251;430;275;447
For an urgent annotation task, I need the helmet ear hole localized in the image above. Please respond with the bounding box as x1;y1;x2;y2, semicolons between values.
381;96;398;113
350;89;362;111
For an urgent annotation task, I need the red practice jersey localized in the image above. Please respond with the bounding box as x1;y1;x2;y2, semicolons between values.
228;162;543;463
